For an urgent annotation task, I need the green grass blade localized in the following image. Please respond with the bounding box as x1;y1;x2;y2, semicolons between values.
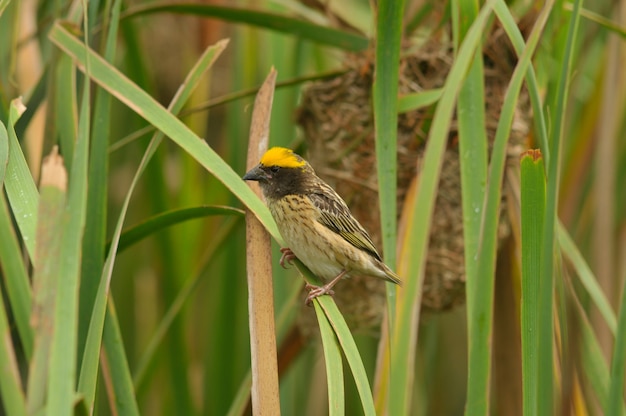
48;22;279;241
569;283;617;413
0;196;33;357
4;98;38;259
102;300;140;416
77;0;121;371
404;2;434;36
0;0;10;16
122;3;368;52
387;2;496;414
167;39;231;115
565;4;626;38
520;150;546;416
226;373;253;416
0;122;33;359
373;0;404;403
467;4;552;413
493;0;550;165
453;0;487;363
46;23;91;414
0;1;17;108
558;222;617;333
606;269;626;415
226;373;252;416
318;296;376;416
455;0;487;268
78;252;112;412
397;89;443;113
373;0;404;319
0;290;26;416
114;205;243;252
289;261;372;414
537;1;582;414
13;73;48;140
453;3;487;413
0;120;7;182
0;124;28;415
452;1;488;415
581;305;612;410
314;302;345;415
55;54;77;172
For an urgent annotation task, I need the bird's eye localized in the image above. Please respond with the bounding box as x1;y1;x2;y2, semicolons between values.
270;166;280;173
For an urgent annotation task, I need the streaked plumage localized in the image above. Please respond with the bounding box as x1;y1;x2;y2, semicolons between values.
243;147;401;303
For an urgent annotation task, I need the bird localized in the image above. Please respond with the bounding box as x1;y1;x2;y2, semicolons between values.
243;147;401;305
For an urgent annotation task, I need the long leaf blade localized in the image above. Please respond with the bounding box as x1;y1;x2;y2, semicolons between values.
4;99;38;259
0;121;33;358
537;1;582;413
388;2;497;414
318;297;376;416
606;275;626;415
314;303;345;415
468;3;552;413
122;3;369;52
520;150;546;416
46;29;91;415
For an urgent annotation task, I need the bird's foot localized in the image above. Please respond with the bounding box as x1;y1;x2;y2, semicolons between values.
304;269;348;306
304;283;335;306
279;247;296;269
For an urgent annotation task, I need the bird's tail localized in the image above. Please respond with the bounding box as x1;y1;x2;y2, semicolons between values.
381;263;402;286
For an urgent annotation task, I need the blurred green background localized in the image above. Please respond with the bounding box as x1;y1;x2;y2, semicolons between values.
0;0;625;415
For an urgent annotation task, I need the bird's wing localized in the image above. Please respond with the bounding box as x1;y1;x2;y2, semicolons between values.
308;185;382;261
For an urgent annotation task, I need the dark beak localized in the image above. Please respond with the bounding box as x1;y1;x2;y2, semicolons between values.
243;165;268;182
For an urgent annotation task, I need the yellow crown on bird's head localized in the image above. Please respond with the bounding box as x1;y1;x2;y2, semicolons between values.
260;147;307;169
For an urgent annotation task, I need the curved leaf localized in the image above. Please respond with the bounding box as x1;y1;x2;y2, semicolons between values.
113;205;243;252
122;3;369;52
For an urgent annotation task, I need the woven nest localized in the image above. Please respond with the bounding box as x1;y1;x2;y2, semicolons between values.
295;23;530;333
